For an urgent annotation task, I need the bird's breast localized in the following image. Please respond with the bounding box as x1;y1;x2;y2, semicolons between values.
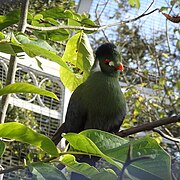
81;73;126;131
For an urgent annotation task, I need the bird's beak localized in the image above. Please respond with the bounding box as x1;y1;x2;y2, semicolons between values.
116;63;124;71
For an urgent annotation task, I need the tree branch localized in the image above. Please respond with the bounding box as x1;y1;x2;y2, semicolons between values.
0;0;29;123
116;115;180;137
26;8;159;32
153;129;180;143
0;166;24;174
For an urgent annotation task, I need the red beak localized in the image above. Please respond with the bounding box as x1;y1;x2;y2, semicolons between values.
116;63;124;71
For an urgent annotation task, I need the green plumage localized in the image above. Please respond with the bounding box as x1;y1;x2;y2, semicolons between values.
52;43;126;145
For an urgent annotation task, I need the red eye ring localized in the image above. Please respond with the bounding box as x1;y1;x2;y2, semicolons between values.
104;59;111;63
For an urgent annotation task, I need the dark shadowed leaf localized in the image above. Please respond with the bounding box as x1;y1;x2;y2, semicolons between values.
104;136;171;180
0;140;5;157
0;9;20;30
92;169;117;180
28;163;66;180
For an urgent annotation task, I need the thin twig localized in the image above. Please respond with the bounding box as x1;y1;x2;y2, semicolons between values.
153;129;180;143
143;0;155;14
94;0;110;42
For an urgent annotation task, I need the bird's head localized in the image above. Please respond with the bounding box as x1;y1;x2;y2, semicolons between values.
92;43;124;77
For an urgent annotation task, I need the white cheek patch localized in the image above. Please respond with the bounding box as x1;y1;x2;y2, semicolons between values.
109;61;115;67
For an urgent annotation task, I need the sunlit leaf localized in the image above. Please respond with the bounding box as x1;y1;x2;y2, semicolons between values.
61;154;99;179
128;0;140;8
63;133;122;170
159;7;169;12
60;32;94;91
0;83;59;100
0;122;59;156
0;32;5;40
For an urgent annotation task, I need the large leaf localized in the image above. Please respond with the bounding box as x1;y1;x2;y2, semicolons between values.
0;83;59;100
15;34;56;52
11;33;70;70
61;154;99;179
71;130;171;180
63;133;122;170
0;122;58;156
61;154;117;180
92;169;118;180
28;162;66;180
0;140;5;157
105;136;171;180
22;43;69;70
60;32;94;91
80;129;128;151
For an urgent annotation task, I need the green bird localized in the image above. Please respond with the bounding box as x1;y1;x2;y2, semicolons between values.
52;43;126;180
52;43;126;145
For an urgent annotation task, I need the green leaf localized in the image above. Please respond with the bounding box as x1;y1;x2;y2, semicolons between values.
60;32;94;91
33;14;43;20
0;9;20;30
0;140;5;157
60;67;84;92
176;80;180;92
92;169;118;180
0;83;59;100
105;136;171;180
15;34;56;52
159;7;169;12
0;43;23;55
40;7;66;19
0;32;5;40
159;77;166;86
176;40;180;50
80;129;128;152
47;29;70;41
77;130;171;180
28;162;66;180
63;133;122;170
128;0;140;8
0;122;59;156
22;43;69;70
11;33;70;70
61;154;99;179
68;18;81;27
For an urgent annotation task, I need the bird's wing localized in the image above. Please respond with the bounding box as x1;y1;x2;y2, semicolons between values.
51;83;87;145
64;83;87;133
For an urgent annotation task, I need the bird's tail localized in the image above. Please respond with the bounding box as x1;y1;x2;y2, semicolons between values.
51;123;66;145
